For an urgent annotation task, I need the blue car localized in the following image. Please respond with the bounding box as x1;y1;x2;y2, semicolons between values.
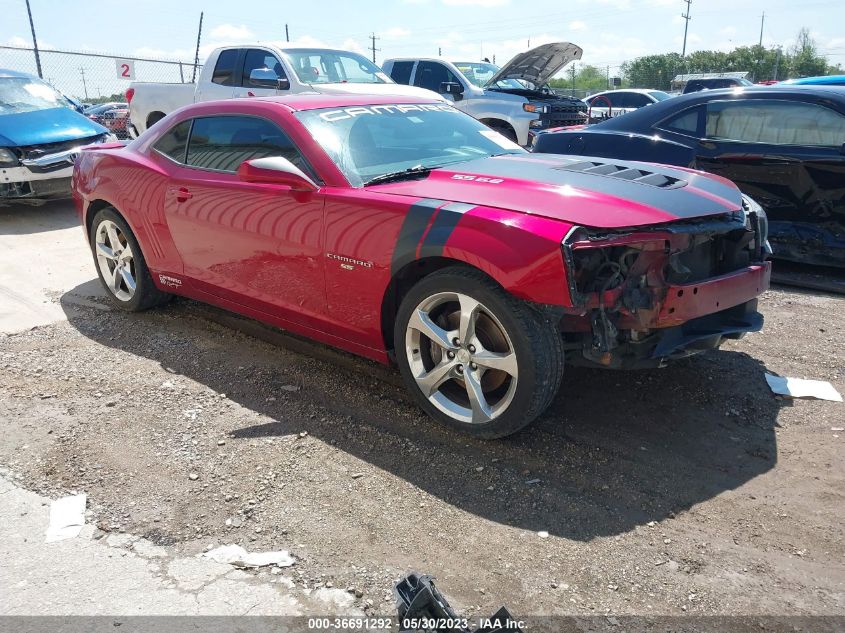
1;69;111;201
781;75;845;86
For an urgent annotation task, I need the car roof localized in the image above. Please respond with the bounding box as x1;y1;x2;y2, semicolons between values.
189;94;445;113
783;75;845;85
587;85;845;131
591;88;661;95
0;68;39;79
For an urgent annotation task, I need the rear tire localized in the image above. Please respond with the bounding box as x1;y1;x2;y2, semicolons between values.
90;207;171;312
394;266;563;439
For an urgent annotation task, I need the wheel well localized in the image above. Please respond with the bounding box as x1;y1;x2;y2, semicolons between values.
380;257;496;357
146;111;166;129
479;118;516;138
84;199;114;238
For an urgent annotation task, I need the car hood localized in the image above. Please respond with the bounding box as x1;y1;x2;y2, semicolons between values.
309;82;446;102
0;106;107;147
369;154;743;229
485;42;583;87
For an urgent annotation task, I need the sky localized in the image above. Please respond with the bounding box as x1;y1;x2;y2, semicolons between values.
1;0;843;97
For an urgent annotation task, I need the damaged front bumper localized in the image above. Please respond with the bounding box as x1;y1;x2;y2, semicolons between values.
560;208;771;369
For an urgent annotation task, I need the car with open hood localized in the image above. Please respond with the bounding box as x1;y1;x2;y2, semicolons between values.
73;94;770;439
1;68;111;201
383;42;588;145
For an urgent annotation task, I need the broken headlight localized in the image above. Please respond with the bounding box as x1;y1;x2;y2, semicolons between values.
0;148;19;166
741;194;772;256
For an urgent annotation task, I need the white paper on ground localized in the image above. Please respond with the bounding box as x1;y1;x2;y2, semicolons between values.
202;544;295;568
764;374;843;402
45;493;87;543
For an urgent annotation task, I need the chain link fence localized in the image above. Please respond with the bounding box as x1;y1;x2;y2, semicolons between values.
0;45;200;104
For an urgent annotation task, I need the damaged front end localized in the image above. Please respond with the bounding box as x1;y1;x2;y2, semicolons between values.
560;197;772;369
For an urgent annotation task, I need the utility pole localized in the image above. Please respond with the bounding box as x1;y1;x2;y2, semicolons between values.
369;33;380;64
570;64;576;96
606;65;610;89
192;12;203;83
438;47;442;56
681;0;692;57
285;24;290;43
79;67;88;99
772;46;782;81
25;0;43;78
758;12;765;47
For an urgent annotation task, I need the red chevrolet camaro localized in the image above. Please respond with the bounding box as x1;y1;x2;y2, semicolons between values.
73;95;771;438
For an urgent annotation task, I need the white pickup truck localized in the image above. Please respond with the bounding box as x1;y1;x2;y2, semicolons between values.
126;45;441;137
382;43;588;146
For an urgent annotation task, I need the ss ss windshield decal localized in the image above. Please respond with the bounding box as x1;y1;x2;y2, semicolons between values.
451;175;504;184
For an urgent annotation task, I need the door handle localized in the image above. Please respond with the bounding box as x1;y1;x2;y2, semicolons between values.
170;187;193;202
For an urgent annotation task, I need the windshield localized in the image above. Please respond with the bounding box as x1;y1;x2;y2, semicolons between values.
295;103;525;187
452;62;525;90
0;76;70;115
648;90;672;101
282;49;390;85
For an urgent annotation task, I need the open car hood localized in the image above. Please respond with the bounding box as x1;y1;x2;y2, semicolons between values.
485;42;583;87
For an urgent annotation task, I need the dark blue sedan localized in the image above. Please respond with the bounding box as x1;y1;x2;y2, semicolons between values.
533;86;845;268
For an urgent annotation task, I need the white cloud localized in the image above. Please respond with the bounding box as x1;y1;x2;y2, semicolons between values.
441;0;510;6
209;24;255;42
569;21;588;32
380;27;412;41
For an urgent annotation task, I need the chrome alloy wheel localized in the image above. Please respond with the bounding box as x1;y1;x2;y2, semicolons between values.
95;219;136;302
405;292;518;424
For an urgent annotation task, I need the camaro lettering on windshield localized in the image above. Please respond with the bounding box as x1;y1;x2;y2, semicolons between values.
319;104;456;122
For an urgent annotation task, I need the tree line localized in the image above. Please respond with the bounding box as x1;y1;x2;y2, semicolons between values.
549;28;841;93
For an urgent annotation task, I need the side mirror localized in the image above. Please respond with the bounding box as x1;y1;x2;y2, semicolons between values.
237;157;318;192
248;68;290;91
440;82;464;97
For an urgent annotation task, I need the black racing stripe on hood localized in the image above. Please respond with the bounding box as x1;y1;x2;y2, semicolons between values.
419;203;476;258
390;199;446;275
446;155;743;219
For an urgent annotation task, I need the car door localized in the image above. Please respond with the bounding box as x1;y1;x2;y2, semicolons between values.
691;98;845;262
413;61;464;103
233;48;290;98
162;114;326;328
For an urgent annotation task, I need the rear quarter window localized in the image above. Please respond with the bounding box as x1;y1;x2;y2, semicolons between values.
212;49;239;86
152;120;191;162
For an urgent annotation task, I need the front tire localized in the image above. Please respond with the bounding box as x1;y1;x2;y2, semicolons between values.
394;267;563;439
90;207;171;312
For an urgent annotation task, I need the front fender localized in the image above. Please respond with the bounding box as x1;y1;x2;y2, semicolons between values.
434;204;574;306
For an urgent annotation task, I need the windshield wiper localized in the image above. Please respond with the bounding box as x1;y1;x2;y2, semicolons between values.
363;165;432;187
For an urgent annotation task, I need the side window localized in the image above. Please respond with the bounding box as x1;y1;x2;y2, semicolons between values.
241;49;286;87
152;120;191;162
414;61;460;93
628;93;652;108
186;116;313;176
705;100;845;146
658;107;702;136
389;61;414;85
212;49;239;86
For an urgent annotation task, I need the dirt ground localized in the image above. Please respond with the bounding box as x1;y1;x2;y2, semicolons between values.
0;258;843;617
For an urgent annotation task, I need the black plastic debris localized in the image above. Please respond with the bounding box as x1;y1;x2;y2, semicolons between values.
395;573;523;633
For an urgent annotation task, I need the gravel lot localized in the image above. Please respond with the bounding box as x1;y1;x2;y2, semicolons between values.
0;205;843;619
